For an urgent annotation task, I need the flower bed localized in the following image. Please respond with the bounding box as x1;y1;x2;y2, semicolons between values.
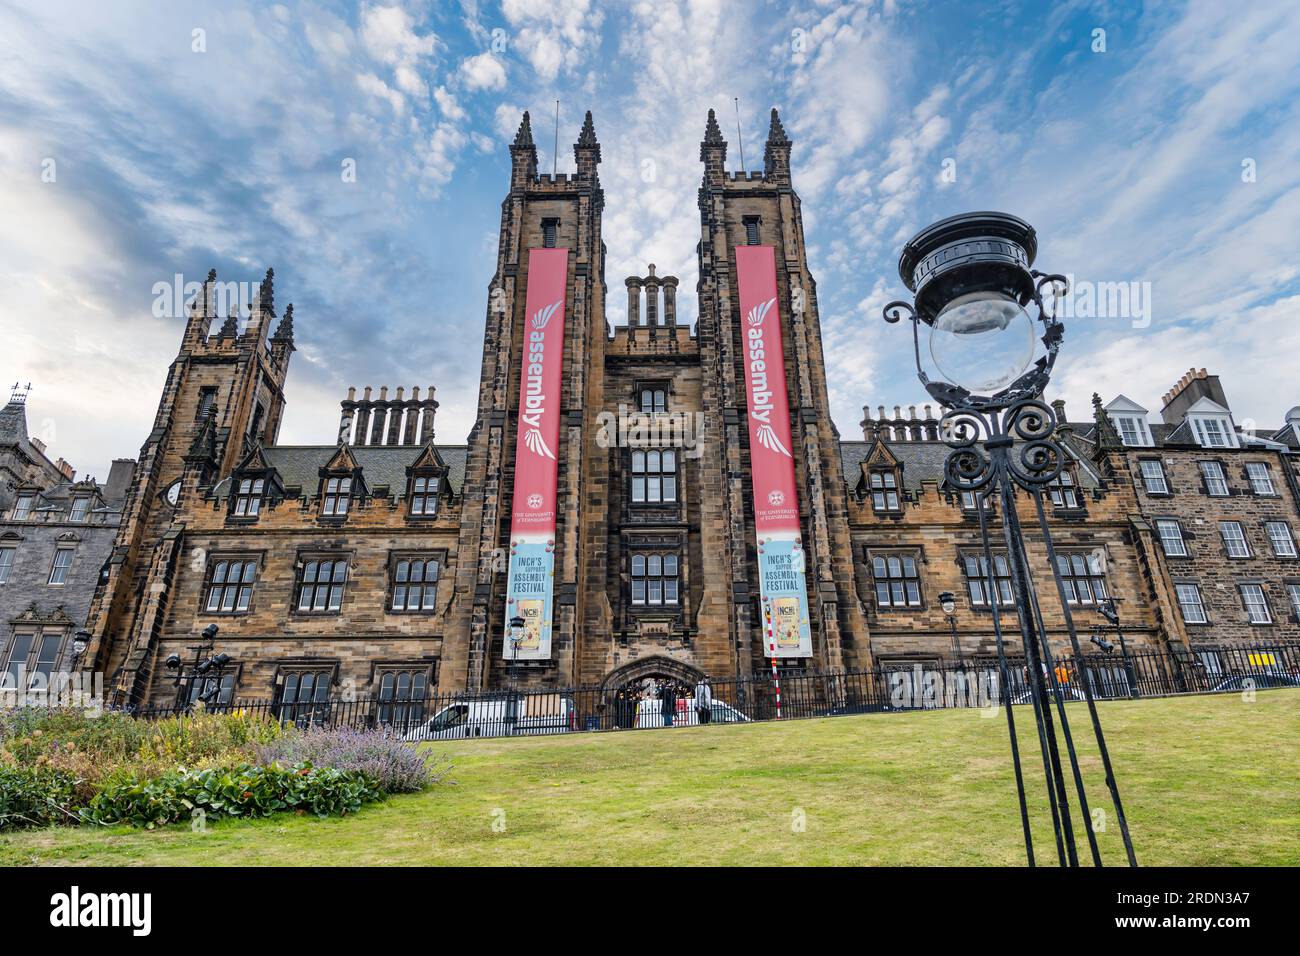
0;707;447;831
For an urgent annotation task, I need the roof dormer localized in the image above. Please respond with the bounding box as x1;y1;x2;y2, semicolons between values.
1183;395;1238;449
1104;395;1152;447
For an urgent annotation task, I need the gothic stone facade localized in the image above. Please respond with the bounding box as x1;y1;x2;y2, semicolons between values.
77;111;1300;710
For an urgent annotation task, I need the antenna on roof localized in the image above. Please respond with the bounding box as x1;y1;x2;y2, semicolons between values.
734;97;746;172
9;382;31;406
553;99;560;176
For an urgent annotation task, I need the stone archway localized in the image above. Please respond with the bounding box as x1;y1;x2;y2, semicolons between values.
600;655;704;729
601;654;704;692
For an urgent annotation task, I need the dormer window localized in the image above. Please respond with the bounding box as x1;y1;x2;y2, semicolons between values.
12;494;33;520
1191;415;1233;448
68;496;90;522
321;477;352;516
1115;417;1148;447
409;475;438;516
233;478;264;517
1104;397;1153;447
870;470;900;512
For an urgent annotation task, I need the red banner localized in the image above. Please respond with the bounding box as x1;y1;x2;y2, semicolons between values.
503;247;569;660
736;245;800;534
736;244;812;658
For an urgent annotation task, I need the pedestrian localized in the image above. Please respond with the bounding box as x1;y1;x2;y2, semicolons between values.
694;675;713;724
659;680;676;727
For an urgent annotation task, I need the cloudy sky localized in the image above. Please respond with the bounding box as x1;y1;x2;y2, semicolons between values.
3;0;1298;481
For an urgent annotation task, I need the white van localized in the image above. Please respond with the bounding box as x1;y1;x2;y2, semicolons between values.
633;697;751;728
404;693;577;741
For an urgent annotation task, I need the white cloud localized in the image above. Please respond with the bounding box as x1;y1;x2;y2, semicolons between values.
460;51;507;90
502;0;604;82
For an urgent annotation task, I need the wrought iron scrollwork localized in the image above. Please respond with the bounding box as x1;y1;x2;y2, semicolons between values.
937;398;1066;496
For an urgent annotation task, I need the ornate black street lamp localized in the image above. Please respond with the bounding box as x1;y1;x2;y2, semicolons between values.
1098;597;1137;698
883;211;1136;867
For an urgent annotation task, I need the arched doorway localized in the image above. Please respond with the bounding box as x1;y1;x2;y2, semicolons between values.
601;655;704;729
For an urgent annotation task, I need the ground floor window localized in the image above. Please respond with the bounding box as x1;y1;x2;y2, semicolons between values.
376;668;429;728
276;669;333;726
0;628;64;690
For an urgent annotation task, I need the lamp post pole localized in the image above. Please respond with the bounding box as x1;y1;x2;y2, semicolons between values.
1099;598;1136;698
882;211;1136;868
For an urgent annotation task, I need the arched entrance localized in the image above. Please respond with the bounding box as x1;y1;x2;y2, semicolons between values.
601;655;704;729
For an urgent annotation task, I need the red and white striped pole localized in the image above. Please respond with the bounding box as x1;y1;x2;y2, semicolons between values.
769;645;782;719
762;597;782;718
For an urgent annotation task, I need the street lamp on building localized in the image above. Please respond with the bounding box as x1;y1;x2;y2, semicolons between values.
508;615;526;660
1097;597;1137;698
70;629;90;664
164;623;234;711
882;211;1136;867
938;591;964;667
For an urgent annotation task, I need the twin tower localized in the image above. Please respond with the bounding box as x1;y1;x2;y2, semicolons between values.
442;107;869;692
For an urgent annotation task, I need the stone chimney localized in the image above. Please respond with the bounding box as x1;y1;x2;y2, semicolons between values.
340;386;437;446
1159;368;1229;425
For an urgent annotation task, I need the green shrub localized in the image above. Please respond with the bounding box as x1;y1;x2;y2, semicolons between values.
0;765;83;830
81;762;383;829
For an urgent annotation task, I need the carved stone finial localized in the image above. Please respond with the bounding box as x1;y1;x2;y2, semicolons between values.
1092;393;1121;450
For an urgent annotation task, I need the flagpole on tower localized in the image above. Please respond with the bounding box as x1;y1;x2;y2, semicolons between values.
734;97;746;172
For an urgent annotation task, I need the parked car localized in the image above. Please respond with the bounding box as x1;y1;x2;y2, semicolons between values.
1009;685;1088;705
633;697;751;727
1209;673;1300;692
403;693;577;741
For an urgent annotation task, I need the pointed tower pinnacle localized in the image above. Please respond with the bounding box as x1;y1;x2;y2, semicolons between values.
510;110;538;187
767;107;790;145
218;304;239;338
1091;393;1121;451
700;108;728;183
272;302;295;346
764;107;792;181
513;110;535;148
573;109;601;174
256;268;275;318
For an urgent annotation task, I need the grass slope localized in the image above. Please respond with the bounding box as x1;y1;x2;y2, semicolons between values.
2;690;1296;866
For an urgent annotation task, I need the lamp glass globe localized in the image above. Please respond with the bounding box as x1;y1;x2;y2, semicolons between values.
929;291;1036;394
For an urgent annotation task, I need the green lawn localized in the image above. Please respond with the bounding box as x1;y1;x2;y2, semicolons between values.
3;690;1297;866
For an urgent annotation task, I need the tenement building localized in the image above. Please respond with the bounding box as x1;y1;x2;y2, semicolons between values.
66;110;1299;711
1;388;135;689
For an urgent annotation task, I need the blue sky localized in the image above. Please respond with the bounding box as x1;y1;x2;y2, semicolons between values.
3;0;1298;481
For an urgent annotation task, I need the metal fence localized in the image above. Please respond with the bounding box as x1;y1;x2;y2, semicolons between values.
114;641;1300;742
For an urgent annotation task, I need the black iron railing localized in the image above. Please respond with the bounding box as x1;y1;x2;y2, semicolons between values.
109;641;1300;742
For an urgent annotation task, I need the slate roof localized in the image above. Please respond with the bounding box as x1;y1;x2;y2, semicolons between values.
213;444;469;498
839;436;1100;493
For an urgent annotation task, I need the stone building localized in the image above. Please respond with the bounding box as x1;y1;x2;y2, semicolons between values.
1;388;134;688
1085;370;1300;662
77;110;1299;712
